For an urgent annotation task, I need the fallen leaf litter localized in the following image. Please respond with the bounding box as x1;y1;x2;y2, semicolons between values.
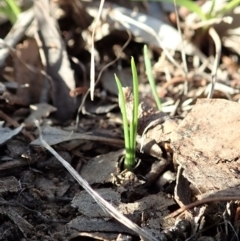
1;1;240;240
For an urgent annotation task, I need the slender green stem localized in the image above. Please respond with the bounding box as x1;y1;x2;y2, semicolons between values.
115;74;132;165
215;0;240;17
207;0;216;19
131;57;139;154
143;45;162;110
1;0;20;24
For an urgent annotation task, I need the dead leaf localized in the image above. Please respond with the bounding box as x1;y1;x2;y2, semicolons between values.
13;38;44;106
24;103;57;124
72;188;121;218
72;188;175;231
0;122;23;145
31;125;123;146
172;98;240;199
85;2;199;55
35;176;70;199
80;149;123;185
67;216;135;236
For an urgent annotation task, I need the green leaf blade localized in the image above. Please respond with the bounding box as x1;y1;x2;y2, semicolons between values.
130;57;139;154
143;45;162;111
115;74;134;169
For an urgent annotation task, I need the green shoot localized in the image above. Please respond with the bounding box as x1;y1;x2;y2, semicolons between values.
115;75;132;166
115;57;139;170
205;0;216;20
0;0;20;24
143;45;162;111
215;0;240;17
130;57;139;160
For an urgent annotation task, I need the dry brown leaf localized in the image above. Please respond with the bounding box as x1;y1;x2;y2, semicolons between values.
31;125;123;146
72;188;175;234
0;122;23;145
171;98;240;200
80;149;123;185
13;39;43;105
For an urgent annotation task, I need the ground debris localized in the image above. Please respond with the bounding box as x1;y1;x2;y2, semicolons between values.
71;188;175;238
0;207;34;238
80;149;122;185
0;122;23;145
2;0;240;240
0;176;19;194
172;98;240;200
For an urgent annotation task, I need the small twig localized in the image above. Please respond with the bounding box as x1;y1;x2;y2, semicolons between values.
159;75;191;97
207;27;221;98
191;16;232;30
166;196;240;219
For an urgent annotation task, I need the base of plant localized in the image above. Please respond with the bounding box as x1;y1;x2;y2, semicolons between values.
123;161;135;171
119;154;137;171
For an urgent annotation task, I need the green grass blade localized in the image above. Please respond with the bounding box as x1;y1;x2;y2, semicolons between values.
115;59;140;170
115;74;133;168
215;0;240;17
143;45;162;110
208;0;216;16
130;57;139;154
4;0;20;24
